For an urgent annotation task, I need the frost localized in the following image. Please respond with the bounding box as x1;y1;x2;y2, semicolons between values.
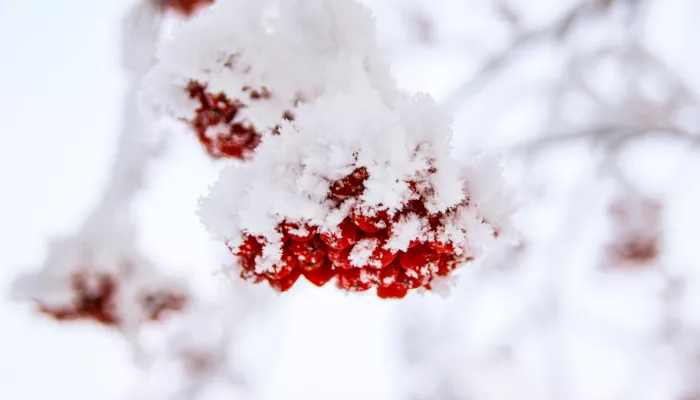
350;238;379;267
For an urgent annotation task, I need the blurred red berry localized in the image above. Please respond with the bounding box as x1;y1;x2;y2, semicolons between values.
161;0;214;17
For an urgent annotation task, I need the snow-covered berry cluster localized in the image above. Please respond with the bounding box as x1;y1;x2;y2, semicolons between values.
148;0;516;298
199;85;516;298
143;0;396;160
184;81;292;159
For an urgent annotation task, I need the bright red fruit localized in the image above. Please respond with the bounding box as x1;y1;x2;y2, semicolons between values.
399;245;440;273
319;218;361;250
378;261;401;287
232;235;262;257
288;237;326;271
265;249;298;280
228;175;472;297
350;207;388;233
336;269;373;292
327;247;353;269
162;0;214;17
360;233;398;269
427;238;457;254
269;268;302;293
396;268;425;290
302;262;336;287
284;222;317;242
377;283;409;299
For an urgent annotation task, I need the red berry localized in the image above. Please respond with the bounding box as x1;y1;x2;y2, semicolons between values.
330;167;369;199
386;215;424;249
396;268;425;290
327;246;353;269
302;262;336;287
435;254;459;277
358;232;398;269
265;248;298;280
350;207;388;233
399;244;440;273
283;222;317;242
336;269;373;292
269;268;302;293
377;283;409;299
232;235;262;257
378;261;401;287
162;0;214;16
288;236;326;271
216;124;259;158
427;238;457;254
319;218;360;250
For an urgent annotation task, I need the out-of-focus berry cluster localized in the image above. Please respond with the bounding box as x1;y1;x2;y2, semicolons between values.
186;81;293;159
35;269;187;328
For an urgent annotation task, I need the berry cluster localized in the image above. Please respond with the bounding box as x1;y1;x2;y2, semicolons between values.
160;0;214;17
605;196;661;268
231;167;476;299
186;81;292;159
37;271;187;327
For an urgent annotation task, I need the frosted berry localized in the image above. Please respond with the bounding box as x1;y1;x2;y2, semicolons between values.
399;244;440;273
302;261;336;287
284;222;317;243
376;283;409;299
378;261;401;287
357;232;398;269
330;167;369;199
160;0;214;17
265;248;298;280
187;82;262;159
319;218;361;250
336;269;373;292
327;246;354;270
269;268;302;293
288;236;327;271
350;207;389;233
223;168;478;297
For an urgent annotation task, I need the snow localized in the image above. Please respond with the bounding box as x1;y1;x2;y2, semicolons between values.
3;0;700;400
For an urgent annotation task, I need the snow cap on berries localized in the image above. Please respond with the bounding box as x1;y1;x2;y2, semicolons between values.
198;80;516;297
142;0;397;158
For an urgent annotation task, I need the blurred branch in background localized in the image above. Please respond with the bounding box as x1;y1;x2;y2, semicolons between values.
392;0;700;399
